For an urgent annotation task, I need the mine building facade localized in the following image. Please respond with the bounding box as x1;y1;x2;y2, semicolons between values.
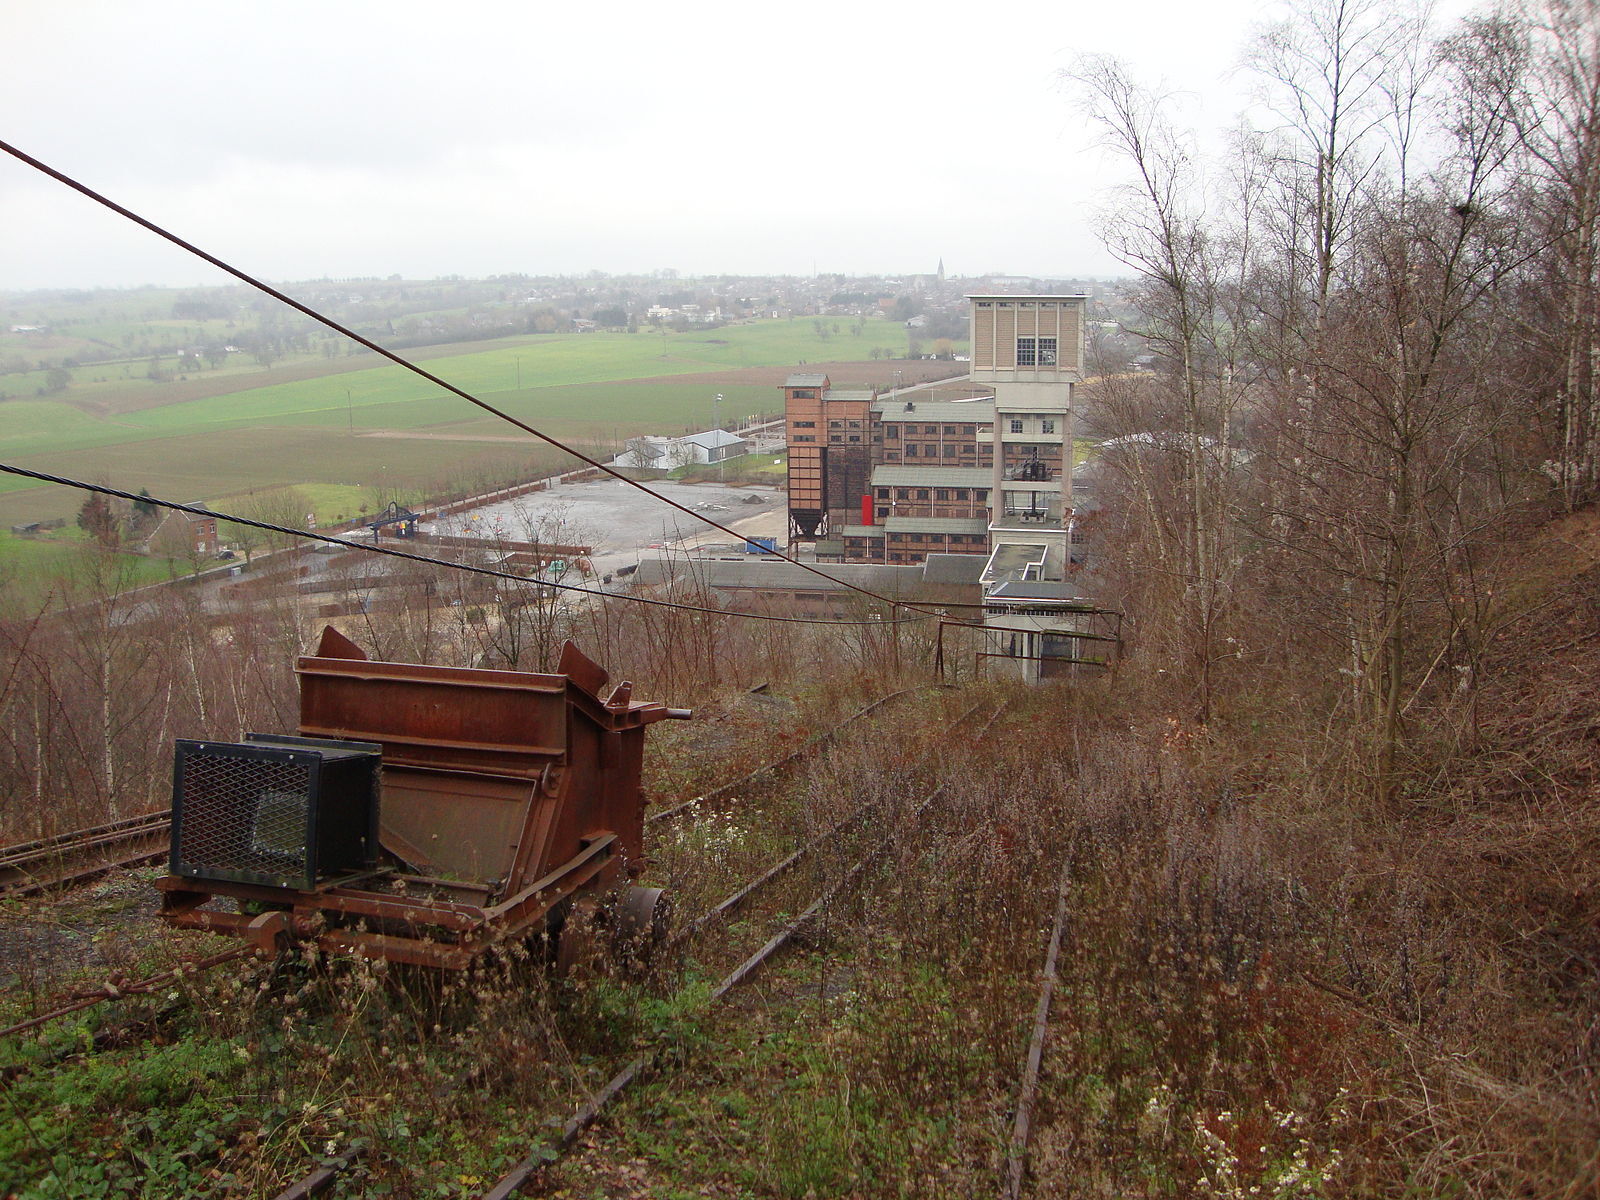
782;294;1086;573
783;372;874;541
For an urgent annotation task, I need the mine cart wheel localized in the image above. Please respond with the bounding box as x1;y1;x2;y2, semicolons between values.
237;898;293;916
614;886;672;972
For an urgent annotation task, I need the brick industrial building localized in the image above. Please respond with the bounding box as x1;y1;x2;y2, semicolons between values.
784;293;1085;577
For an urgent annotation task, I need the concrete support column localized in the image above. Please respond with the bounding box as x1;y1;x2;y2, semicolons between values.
991;409;1006;527
1060;386;1074;515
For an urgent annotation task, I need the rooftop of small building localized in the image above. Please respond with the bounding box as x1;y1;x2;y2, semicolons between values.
986;580;1088;603
785;372;830;387
964;293;1089;303
884;516;991;534
922;553;987;584
630;554;983;596
872;466;994;489
981;540;1050;585
681;428;748;449
872;399;994;422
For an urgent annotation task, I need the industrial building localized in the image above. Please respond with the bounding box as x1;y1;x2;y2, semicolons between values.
784;292;1085;577
776;292;1118;678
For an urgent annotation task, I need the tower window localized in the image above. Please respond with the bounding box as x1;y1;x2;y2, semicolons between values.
1016;336;1059;367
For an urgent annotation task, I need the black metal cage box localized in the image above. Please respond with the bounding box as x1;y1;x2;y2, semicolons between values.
171;734;381;890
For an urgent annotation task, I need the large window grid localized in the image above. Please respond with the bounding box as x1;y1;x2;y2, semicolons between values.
1015;336;1059;367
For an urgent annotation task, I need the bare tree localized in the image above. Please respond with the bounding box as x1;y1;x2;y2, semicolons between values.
1510;0;1600;504
1071;55;1252;721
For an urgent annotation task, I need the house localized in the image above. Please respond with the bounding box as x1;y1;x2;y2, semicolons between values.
613;429;749;470
680;429;749;463
145;505;220;559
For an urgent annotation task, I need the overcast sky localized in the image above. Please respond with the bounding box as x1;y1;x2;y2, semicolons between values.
1;0;1478;290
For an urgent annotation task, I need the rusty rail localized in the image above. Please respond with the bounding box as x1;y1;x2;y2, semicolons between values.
0;810;171;898
268;699;1005;1200
269;1148;367;1200
646;684;943;825
671;700;987;946
476;702;1009;1199
1002;857;1073;1199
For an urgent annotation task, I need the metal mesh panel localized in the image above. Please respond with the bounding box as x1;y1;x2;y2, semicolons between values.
177;752;313;884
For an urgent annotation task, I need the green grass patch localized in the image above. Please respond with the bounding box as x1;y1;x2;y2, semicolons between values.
666;453;788;485
0;532;179;608
0;1027;250;1199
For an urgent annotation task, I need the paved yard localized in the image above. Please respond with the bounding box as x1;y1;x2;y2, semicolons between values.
431;477;787;577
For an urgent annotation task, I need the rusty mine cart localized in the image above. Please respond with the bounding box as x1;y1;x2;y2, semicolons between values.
157;628;689;968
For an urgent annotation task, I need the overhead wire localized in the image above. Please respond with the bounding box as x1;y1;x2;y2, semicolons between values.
0;136;956;622
0;464;939;628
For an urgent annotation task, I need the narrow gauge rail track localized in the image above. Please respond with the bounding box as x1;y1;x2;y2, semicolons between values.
0;810;170;898
1;685;930;1056
645;684;939;825
1003;858;1074;1199
268;698;1002;1200
475;700;1009;1200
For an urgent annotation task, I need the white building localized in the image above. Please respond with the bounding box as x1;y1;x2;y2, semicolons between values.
613;429;750;470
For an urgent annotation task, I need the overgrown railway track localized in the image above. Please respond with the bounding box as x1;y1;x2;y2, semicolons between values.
265;697;1001;1199
0;683;930;900
0;810;169;898
3;684;985;1197
1003;857;1074;1199
473;700;1008;1200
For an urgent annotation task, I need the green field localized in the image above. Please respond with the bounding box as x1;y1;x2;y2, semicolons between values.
0;318;934;530
0;528;183;609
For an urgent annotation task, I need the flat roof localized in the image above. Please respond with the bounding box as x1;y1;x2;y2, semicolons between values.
885;516;990;535
871;466;993;489
631;557;980;597
981;541;1049;584
964;293;1088;302
988;580;1083;601
872;400;994;422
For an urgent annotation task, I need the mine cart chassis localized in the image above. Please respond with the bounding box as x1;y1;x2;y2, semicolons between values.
157;833;625;968
158;627;685;968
